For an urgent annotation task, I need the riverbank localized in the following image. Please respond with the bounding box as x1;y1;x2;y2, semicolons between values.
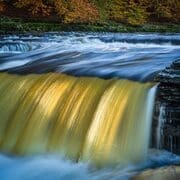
0;16;180;34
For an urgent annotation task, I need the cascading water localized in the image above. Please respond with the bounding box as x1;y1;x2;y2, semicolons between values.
0;73;156;168
156;105;166;149
0;33;179;179
0;42;40;55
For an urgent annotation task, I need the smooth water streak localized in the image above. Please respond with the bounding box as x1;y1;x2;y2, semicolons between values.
0;33;180;81
0;72;156;168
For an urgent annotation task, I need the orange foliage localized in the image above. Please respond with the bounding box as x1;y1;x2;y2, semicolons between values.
15;0;51;16
0;0;5;12
14;0;99;23
54;0;99;23
1;0;179;24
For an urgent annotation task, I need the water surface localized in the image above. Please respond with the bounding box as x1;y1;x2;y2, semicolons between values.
0;33;179;81
0;33;179;179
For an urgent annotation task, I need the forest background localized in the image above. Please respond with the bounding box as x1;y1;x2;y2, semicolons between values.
0;0;179;33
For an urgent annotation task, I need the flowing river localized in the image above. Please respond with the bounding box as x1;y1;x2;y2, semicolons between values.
0;33;179;179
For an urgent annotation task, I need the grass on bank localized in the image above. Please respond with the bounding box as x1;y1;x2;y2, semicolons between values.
0;16;180;34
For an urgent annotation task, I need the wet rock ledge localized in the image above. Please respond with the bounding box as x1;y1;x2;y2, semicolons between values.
152;59;180;154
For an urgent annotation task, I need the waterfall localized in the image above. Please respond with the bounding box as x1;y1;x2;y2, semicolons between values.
156;105;166;149
0;72;157;167
0;42;32;53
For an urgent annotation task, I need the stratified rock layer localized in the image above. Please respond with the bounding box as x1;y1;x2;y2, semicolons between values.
153;59;180;154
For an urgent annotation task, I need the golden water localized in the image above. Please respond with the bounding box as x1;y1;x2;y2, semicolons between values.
0;73;156;167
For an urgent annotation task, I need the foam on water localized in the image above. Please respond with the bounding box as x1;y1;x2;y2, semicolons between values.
0;33;179;179
0;33;179;81
0;150;179;180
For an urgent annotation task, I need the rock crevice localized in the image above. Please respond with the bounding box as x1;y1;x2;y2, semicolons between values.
152;59;180;154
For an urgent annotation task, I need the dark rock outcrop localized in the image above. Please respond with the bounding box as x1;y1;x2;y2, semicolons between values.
152;59;180;154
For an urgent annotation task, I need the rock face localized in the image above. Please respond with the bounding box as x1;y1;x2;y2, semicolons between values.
132;166;180;180
152;59;180;154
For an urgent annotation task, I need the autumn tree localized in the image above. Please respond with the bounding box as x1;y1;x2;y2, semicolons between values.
1;0;179;24
53;0;99;23
126;0;148;25
14;0;51;16
105;0;148;25
93;0;180;24
0;0;5;12
149;0;180;22
13;0;99;23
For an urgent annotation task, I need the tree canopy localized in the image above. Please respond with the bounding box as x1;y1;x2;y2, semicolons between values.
0;0;179;25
